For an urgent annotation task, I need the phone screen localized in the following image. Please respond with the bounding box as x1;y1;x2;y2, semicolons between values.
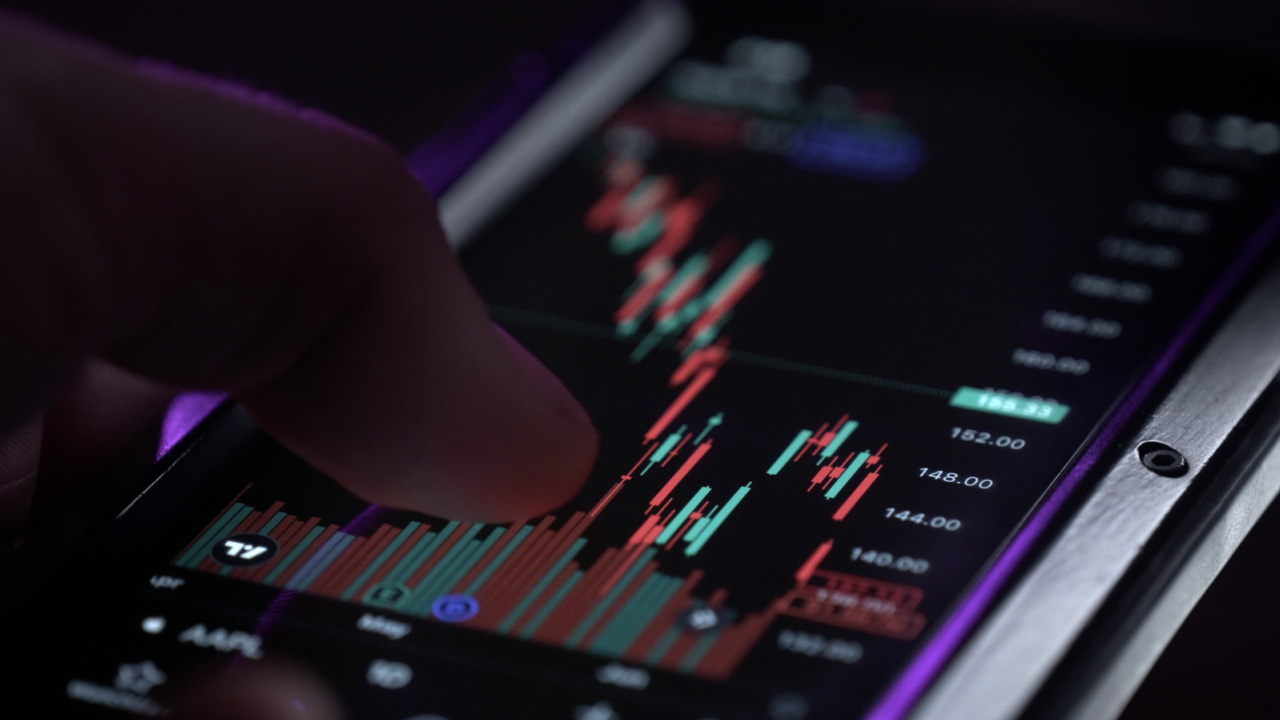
21;4;1280;720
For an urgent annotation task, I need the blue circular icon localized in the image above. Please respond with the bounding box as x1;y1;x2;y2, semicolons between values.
431;594;480;623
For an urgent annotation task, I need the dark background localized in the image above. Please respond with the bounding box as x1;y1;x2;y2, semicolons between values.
5;1;1279;718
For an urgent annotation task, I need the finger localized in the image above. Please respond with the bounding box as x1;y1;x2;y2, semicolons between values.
0;418;40;532
38;359;176;488
0;362;170;543
18;361;176;550
0;16;596;521
167;662;345;720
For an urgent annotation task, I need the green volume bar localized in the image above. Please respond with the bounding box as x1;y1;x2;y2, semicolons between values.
589;575;684;656
679;630;723;673
465;524;535;596
645;627;683;665
565;549;659;648
768;431;812;475
258;511;288;536
519;570;585;639
339;521;423;601
177;503;252;567
422;528;505;601
498;538;589;634
684;484;751;556
950;386;1070;424
264;525;328;585
389;520;460;588
401;524;485;612
285;533;356;591
371;530;441;595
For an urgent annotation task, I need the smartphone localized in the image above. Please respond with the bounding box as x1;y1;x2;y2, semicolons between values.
9;2;1280;719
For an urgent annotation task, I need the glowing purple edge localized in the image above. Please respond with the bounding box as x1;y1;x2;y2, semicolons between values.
156;391;228;460
865;200;1280;720
247;505;387;645
405;1;623;194
158;392;386;642
156;391;386;646
407;57;549;195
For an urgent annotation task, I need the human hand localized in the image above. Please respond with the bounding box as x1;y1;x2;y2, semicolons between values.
0;11;597;716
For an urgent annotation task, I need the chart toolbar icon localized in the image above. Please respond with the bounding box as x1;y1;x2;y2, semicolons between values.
431;594;481;623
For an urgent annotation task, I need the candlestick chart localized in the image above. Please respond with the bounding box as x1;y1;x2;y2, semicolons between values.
173;400;922;681
169;151;929;682
86;19;1280;720
768;415;889;521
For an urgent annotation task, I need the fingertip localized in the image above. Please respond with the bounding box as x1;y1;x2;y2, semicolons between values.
309;324;599;524
239;211;599;523
481;326;599;514
375;320;599;522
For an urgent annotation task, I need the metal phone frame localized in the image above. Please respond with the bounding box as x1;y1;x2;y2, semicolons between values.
430;2;1280;718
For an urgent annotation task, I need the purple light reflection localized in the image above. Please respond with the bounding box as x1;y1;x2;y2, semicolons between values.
156;391;227;460
249;505;387;643
406;58;550;195
865;201;1280;720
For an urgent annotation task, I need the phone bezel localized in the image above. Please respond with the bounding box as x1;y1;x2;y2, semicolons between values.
908;244;1280;720
12;2;1280;718
412;4;1280;716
